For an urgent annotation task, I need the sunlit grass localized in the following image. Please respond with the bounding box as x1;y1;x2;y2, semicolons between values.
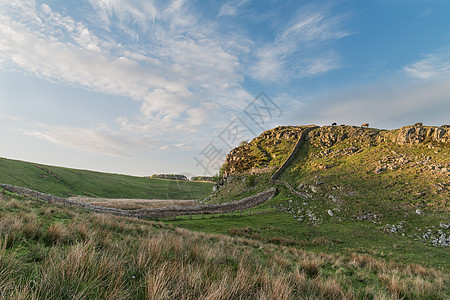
0;192;448;299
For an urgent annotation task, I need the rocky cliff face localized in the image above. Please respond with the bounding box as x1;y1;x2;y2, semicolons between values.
387;126;450;145
223;124;449;176
224;126;311;175
307;125;381;148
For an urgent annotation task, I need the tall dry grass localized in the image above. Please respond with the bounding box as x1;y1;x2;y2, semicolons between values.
0;193;448;299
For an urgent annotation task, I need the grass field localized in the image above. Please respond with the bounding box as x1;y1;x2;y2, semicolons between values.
0;125;449;299
0;157;212;200
69;196;196;210
1;191;448;299
169;191;449;271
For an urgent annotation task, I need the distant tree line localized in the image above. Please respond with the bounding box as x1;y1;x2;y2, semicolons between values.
149;174;188;181
190;176;214;182
146;174;215;182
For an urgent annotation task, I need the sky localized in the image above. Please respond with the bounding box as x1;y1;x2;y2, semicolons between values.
1;0;449;177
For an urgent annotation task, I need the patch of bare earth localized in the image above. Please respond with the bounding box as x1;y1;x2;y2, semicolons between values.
68;196;196;210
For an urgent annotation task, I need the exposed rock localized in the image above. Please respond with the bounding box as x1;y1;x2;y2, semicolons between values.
415;209;424;216
374;166;386;174
440;223;449;230
346;190;357;196
413;226;450;247
224;124;449;176
224;126;308;175
355;212;379;222
328;194;339;203
385;222;408;235
327;209;334;216
389;126;450;145
387;164;399;171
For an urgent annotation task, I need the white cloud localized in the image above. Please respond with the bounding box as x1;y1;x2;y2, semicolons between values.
248;3;350;82
0;0;250;140
218;0;250;18
87;0;158;33
281;9;349;42
403;48;450;79
16;124;155;157
0;0;352;157
0;16;168;98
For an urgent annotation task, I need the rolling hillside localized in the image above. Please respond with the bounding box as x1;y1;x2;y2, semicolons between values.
0;157;212;200
210;124;449;207
173;124;449;270
0;124;449;298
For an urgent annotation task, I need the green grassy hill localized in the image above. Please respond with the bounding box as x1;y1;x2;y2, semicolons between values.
0;157;212;200
213;124;449;209
180;125;449;271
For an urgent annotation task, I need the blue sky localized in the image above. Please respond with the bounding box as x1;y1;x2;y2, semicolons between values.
1;0;449;177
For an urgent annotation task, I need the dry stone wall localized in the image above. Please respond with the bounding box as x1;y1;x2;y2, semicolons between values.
0;183;276;219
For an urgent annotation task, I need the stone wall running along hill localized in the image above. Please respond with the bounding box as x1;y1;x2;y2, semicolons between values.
0;183;276;219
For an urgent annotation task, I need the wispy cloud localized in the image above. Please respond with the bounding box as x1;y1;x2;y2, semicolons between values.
0;0;250;139
0;0;352;156
248;3;350;82
16;124;155;157
0;114;21;121
86;0;158;36
403;48;450;79
218;0;250;18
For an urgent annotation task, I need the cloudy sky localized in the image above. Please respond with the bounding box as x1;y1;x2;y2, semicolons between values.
1;0;449;177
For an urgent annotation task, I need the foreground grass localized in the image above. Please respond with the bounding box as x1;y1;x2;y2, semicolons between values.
0;157;212;200
1;192;448;299
171;208;449;270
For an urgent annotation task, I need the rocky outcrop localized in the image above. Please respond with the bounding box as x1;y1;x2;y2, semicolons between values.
307;125;380;148
388;126;450;145
373;153;450;175
306;125;449;150
224;125;449;177
224;126;307;175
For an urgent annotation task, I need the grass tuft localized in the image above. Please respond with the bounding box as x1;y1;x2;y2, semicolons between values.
44;223;69;245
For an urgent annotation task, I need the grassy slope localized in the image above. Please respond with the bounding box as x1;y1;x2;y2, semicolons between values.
285;132;450;209
174;126;449;271
170;199;449;270
1;191;448;299
0;157;212;200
